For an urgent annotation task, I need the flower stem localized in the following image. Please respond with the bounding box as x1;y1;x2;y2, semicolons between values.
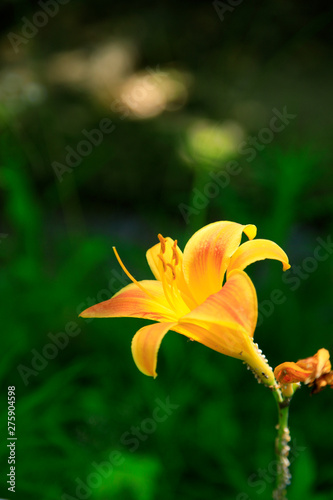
271;388;291;499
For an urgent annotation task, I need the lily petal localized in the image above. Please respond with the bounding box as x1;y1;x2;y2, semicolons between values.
180;270;258;338
274;362;312;384
173;321;274;383
274;348;332;385
173;270;277;382
227;239;290;276
79;281;177;322
182;221;257;304
175;320;255;360
297;348;331;379
131;321;177;377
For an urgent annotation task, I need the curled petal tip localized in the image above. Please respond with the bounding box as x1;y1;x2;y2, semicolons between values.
283;261;291;271
275;348;332;388
244;224;257;240
228;238;290;276
131;322;175;378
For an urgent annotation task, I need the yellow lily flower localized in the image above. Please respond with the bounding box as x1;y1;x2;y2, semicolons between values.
274;348;333;394
80;221;290;383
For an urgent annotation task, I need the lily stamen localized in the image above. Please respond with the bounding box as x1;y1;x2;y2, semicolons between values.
158;261;180;311
157;253;167;272
158;233;166;253
167;263;176;280
172;240;179;265
112;247;156;300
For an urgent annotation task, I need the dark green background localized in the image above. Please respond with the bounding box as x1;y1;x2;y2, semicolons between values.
1;1;333;499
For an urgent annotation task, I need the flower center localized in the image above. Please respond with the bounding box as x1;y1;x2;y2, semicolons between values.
156;234;189;316
157;234;179;280
112;240;190;318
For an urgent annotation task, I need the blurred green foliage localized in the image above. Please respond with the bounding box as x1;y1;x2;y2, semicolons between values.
1;1;333;499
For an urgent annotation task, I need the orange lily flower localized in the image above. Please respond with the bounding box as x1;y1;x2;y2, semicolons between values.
274;348;333;394
80;221;290;383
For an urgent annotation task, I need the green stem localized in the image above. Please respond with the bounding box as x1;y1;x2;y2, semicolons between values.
247;349;293;498
271;388;291;499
